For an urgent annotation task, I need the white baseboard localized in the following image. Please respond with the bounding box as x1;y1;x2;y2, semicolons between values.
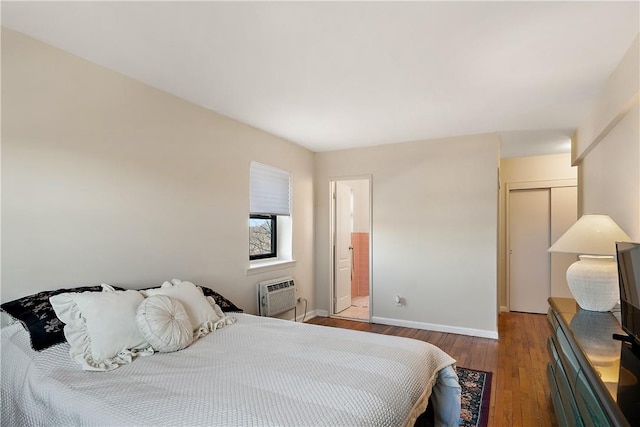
500;305;509;313
315;309;329;317
288;309;319;322
371;316;499;340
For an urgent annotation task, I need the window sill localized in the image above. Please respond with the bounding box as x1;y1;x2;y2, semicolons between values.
246;259;296;276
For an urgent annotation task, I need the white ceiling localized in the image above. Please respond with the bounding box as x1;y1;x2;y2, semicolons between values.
2;1;639;156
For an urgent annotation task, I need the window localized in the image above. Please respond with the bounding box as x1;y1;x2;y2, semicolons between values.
249;162;291;262
249;214;277;260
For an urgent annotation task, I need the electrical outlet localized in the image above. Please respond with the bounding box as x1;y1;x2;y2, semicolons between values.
395;295;402;307
297;297;302;303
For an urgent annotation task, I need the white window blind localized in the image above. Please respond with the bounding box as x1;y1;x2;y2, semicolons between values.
250;162;291;216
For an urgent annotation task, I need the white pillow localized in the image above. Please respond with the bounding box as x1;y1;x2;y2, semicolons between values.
142;281;220;335
50;286;153;371
136;295;193;352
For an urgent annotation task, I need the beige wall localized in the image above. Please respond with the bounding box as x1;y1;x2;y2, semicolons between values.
315;133;500;338
500;153;577;184
498;153;577;310
575;34;640;241
1;28;316;316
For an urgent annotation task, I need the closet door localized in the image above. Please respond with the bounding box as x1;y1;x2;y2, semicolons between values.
508;186;578;314
509;189;551;314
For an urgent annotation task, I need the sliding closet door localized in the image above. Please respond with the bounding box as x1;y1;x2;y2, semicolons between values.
509;189;551;314
508;185;577;313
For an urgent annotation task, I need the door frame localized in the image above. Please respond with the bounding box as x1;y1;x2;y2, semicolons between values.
329;175;372;322
505;178;577;312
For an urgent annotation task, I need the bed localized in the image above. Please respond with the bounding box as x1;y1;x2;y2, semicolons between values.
1;283;460;427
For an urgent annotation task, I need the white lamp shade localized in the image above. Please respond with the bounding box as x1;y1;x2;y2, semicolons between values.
548;214;632;256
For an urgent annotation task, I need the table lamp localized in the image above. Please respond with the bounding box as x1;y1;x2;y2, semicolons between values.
548;214;632;312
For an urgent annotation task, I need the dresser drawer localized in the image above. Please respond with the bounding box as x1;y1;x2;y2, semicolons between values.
548;334;585;427
555;322;582;391
575;370;611;427
547;335;560;363
548;362;570;427
548;308;581;390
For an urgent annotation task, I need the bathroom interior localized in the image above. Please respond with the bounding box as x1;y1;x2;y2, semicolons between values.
335;179;370;321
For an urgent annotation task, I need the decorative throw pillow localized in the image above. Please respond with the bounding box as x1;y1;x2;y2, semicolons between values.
142;281;221;335
0;284;124;351
199;286;243;313
136;295;193;353
50;287;153;371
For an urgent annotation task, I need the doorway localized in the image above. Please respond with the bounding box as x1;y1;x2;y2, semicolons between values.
330;178;371;322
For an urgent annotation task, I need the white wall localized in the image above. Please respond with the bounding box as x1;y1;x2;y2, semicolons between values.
315;134;500;338
575;34;640;241
1;28;315;316
344;179;370;233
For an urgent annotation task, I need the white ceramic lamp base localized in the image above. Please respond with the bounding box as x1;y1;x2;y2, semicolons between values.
566;255;619;312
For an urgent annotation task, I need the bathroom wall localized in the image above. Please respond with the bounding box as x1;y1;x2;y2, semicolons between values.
351;232;370;297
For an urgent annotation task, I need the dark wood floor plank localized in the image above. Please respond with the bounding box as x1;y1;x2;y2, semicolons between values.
306;311;558;426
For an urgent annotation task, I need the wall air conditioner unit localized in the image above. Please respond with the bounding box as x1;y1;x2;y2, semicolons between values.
257;276;296;317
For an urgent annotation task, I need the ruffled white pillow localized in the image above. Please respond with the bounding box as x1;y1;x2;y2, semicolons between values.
49;285;153;371
142;280;221;337
136;295;193;352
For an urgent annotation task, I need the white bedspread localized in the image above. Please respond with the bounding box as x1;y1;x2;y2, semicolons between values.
1;313;455;426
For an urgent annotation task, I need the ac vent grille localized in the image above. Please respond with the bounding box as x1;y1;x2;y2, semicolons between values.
258;276;296;317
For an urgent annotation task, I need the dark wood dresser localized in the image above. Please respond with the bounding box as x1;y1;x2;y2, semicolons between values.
547;297;640;427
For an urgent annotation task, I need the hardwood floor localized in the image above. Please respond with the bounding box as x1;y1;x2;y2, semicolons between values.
306;311;557;427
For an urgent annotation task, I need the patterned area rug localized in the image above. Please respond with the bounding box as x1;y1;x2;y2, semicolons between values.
415;367;492;427
458;367;492;427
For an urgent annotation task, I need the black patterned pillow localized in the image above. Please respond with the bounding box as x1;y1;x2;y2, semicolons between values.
1;285;124;351
200;286;243;313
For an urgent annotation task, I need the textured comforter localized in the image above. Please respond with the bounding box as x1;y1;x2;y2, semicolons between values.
1;313;455;426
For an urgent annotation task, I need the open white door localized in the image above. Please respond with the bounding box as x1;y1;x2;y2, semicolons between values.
334;182;352;313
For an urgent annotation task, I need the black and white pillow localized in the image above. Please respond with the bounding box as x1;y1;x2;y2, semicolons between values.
199;286;243;313
1;285;124;351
